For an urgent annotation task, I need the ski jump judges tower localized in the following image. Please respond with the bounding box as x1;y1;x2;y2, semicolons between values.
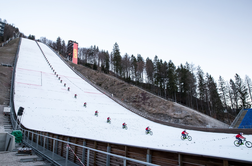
67;40;78;64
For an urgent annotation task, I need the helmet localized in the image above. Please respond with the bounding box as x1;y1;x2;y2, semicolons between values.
240;132;243;135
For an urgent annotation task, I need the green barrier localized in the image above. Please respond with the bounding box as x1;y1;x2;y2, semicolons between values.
11;130;23;143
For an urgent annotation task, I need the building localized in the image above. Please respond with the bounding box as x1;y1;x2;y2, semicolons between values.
67;40;78;64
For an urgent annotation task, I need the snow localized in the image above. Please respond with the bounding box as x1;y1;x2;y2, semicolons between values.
14;38;252;162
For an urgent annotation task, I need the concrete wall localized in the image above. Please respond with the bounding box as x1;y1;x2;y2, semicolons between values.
0;133;15;151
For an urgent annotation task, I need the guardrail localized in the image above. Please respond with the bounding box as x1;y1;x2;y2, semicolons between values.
21;128;159;166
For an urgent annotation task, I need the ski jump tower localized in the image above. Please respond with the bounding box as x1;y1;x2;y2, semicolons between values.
67;40;78;64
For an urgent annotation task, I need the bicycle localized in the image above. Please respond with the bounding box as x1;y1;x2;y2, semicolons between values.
181;134;192;141
145;130;153;136
234;139;252;148
122;125;128;130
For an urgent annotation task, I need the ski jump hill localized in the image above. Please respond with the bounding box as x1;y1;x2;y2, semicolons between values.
13;38;252;164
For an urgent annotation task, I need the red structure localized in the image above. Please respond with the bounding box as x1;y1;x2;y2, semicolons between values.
67;40;78;64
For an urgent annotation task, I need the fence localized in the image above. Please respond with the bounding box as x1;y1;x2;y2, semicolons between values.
20;128;159;166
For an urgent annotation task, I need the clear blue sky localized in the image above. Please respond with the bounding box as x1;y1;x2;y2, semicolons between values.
1;0;252;83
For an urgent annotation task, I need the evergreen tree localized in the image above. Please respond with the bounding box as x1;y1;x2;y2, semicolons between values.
56;37;62;53
197;66;205;112
176;64;190;105
166;60;177;101
112;42;121;75
130;55;137;81
104;51;110;74
61;40;66;57
145;57;154;84
207;75;223;117
28;34;35;40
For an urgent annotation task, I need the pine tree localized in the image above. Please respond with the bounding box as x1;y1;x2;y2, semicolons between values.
197;66;205;112
145;57;154;84
166;60;177;101
56;37;62;53
207;75;223;117
112;43;121;75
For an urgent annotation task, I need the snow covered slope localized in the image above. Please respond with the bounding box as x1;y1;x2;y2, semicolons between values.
14;38;252;162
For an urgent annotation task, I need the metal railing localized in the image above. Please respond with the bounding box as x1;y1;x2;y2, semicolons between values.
21;128;158;166
229;108;245;128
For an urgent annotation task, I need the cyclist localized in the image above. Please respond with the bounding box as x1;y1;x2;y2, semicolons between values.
236;133;245;145
122;122;127;128
146;126;151;133
181;130;188;139
107;117;111;123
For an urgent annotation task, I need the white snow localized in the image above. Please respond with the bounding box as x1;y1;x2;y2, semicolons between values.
14;38;252;162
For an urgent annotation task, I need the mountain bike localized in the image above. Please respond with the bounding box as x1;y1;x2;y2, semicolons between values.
234;139;252;148
145;130;153;136
181;134;192;141
122;125;128;130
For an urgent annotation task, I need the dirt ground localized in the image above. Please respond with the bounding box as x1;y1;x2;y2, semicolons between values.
0;38;19;106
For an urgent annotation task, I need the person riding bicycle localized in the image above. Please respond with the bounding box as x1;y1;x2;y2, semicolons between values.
182;130;188;139
146;126;151;133
95;110;98;115
107;117;111;123
122;122;127;128
236;133;245;145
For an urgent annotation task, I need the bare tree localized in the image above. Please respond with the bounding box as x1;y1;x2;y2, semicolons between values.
230;79;239;112
218;76;228;108
245;75;252;104
145;57;154;84
121;53;131;78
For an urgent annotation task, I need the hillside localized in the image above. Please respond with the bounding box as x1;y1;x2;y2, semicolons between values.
0;38;19;105
66;60;228;128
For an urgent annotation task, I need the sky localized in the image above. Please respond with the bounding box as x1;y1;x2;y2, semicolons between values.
14;38;252;162
1;0;252;83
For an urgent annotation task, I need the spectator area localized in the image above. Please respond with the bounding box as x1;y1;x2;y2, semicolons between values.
238;109;252;129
